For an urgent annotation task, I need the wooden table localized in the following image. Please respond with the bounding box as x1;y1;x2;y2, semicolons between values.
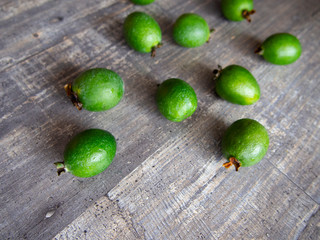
1;0;319;239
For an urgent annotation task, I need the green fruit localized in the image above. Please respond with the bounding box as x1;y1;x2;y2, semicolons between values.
173;13;211;48
156;78;197;122
222;119;269;171
123;12;162;56
221;0;255;22
130;0;155;5
215;65;260;105
65;68;124;112
55;129;116;178
256;33;302;65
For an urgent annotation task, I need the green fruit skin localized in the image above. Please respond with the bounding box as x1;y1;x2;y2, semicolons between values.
222;119;269;167
156;78;197;122
130;0;155;5
64;129;117;178
72;68;124;112
221;0;254;21
124;12;162;53
215;65;260;105
173;13;210;48
261;33;302;65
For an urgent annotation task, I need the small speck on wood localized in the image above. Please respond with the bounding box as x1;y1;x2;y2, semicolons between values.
45;210;55;218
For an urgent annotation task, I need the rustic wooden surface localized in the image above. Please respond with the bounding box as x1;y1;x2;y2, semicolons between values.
1;0;319;239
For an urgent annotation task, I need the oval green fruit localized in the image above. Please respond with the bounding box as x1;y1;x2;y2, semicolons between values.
130;0;155;5
221;0;255;22
55;129;117;178
215;65;260;105
156;78;197;122
65;68;124;112
123;12;162;56
222;118;269;171
173;13;211;48
256;33;302;65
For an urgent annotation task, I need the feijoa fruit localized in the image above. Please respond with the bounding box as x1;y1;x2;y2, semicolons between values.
55;129;117;178
256;33;302;65
214;65;260;105
222;119;269;171
156;78;197;122
130;0;155;5
173;13;211;48
65;68;124;112
221;0;255;22
124;11;162;57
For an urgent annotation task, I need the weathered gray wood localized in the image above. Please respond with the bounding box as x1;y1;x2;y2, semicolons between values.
299;209;320;240
56;120;319;239
1;0;319;239
54;196;144;240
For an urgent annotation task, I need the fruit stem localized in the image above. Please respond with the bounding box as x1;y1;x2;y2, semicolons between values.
54;162;66;176
242;9;256;23
151;42;163;58
64;83;83;110
254;46;264;55
223;157;241;171
212;65;223;80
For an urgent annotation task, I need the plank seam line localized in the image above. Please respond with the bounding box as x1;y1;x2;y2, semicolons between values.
267;158;319;206
104;194;146;240
296;207;320;239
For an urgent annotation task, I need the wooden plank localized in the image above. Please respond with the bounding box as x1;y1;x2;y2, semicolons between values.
0;0;126;71
54;196;143;240
56;126;318;239
0;26;161;238
0;0;319;239
298;209;320;240
106;123;319;240
0;0;51;21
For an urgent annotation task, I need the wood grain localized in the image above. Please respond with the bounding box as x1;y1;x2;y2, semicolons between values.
0;0;319;239
298;209;320;240
54;196;143;240
56;119;319;239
